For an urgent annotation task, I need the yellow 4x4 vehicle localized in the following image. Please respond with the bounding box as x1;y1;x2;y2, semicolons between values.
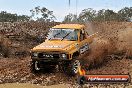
31;24;96;75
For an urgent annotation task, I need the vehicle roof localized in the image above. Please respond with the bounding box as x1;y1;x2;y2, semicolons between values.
52;24;85;29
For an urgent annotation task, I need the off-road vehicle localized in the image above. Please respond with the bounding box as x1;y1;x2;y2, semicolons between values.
31;24;96;75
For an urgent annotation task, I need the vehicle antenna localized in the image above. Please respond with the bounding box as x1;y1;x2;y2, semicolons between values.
69;0;71;8
76;0;78;21
68;0;71;22
68;0;78;23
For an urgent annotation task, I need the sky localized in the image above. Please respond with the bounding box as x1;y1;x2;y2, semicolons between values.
0;0;132;22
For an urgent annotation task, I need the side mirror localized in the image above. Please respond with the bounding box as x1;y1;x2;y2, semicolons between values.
82;30;84;34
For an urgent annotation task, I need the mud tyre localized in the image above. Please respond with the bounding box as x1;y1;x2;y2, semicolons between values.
63;60;81;76
30;61;41;74
77;76;86;85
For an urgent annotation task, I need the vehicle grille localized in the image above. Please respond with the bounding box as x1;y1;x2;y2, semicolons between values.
38;52;60;59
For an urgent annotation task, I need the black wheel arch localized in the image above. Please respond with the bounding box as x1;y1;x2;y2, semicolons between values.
72;51;80;59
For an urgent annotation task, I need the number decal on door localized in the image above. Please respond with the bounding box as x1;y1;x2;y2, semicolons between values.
80;43;89;54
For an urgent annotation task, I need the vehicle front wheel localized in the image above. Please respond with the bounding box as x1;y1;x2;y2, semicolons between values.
30;61;41;74
64;60;81;76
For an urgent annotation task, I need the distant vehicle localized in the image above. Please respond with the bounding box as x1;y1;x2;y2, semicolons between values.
30;24;97;75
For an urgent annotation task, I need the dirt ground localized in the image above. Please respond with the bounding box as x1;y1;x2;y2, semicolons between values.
0;56;132;88
0;22;132;88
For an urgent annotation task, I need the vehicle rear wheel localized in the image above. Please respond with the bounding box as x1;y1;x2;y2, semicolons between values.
77;76;86;85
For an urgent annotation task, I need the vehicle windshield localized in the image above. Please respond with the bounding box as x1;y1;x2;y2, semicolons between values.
47;28;78;41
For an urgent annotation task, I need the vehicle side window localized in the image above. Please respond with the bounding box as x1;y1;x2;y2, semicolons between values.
80;29;85;41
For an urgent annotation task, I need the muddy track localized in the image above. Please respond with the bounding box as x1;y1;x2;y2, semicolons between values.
0;22;132;87
0;59;28;74
0;57;76;85
0;56;132;86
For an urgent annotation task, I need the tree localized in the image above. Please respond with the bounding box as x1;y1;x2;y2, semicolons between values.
78;8;96;22
17;15;30;22
63;13;78;23
118;7;132;21
94;9;105;21
30;6;56;22
63;7;132;23
0;11;29;22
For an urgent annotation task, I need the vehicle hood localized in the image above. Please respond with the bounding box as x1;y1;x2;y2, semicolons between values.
32;40;77;52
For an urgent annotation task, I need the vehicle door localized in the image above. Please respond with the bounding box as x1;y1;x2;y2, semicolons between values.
78;29;90;54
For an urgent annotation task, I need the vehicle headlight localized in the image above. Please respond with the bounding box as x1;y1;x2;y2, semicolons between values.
32;52;38;57
62;54;67;59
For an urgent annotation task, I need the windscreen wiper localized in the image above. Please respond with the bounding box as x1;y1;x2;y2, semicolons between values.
54;32;61;37
61;32;71;41
49;32;61;40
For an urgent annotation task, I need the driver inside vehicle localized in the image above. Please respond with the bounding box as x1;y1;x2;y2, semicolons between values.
47;28;78;41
